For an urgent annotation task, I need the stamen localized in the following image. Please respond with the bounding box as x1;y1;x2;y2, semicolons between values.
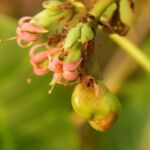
48;80;56;94
33;67;49;76
17;38;33;48
18;16;32;26
0;36;17;44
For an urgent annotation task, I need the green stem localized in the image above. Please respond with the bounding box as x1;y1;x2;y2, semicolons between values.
109;34;150;72
90;0;115;19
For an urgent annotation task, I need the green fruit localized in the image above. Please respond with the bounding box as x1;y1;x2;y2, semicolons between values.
119;0;133;27
71;79;121;132
64;23;83;50
89;91;121;132
80;23;94;44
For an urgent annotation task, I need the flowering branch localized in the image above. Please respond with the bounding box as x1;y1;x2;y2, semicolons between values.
0;0;140;132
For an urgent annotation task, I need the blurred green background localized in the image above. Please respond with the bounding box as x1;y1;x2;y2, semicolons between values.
0;0;150;150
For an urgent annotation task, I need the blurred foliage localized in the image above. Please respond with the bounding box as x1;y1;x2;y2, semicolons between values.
0;11;150;150
0;14;79;150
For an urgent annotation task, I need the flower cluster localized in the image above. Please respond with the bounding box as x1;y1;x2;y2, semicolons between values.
14;1;87;91
16;17;48;48
3;0;133;91
1;0;134;132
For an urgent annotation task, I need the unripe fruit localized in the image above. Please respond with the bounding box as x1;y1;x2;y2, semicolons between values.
71;79;121;132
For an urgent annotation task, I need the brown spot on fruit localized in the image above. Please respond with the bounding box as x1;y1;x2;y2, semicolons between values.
89;112;119;132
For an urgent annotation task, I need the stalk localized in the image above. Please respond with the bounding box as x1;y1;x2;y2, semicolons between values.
109;34;150;72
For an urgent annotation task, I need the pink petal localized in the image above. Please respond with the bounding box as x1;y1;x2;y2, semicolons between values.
33;67;49;76
17;38;33;48
63;60;82;71
48;57;63;72
30;51;49;66
18;16;32;26
63;71;78;81
30;48;59;67
20;23;48;33
29;44;44;57
47;48;58;55
16;27;22;35
32;52;48;62
18;31;40;42
53;73;62;84
29;45;58;58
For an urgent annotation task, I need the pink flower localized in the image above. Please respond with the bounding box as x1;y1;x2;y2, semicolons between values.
16;17;48;48
30;44;58;76
49;57;81;84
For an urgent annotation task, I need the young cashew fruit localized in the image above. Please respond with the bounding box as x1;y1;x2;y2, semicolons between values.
71;79;121;132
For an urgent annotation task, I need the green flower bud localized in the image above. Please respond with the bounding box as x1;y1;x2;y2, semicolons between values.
80;23;94;44
42;0;62;12
119;0;133;27
36;13;64;28
70;1;86;12
71;79;121;132
30;9;65;28
64;23;83;50
65;47;82;62
101;3;117;22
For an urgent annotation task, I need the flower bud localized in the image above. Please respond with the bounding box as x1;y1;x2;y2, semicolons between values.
119;0;133;27
64;23;83;50
80;23;94;44
30;9;64;28
65;47;82;63
42;0;62;12
71;79;121;132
